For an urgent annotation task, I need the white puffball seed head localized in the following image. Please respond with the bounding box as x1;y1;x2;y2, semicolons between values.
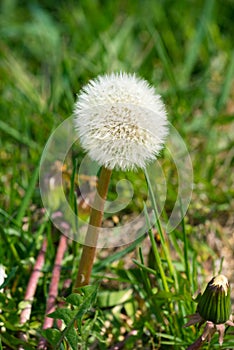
74;72;168;171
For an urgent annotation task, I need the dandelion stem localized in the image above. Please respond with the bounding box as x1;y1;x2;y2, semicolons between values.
73;166;112;291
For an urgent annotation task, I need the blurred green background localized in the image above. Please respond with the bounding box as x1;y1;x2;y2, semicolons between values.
1;0;233;209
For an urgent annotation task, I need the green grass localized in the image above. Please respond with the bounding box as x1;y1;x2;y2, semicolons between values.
0;0;234;349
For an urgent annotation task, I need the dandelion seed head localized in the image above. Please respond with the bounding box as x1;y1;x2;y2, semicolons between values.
74;72;168;170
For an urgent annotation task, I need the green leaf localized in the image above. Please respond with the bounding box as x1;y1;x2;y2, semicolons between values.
66;293;83;306
47;308;76;324
41;329;61;346
65;328;79;350
79;284;98;298
46;309;79;350
72;286;98;325
0;266;18;290
49;284;99;349
97;289;133;308
0;295;16;312
124;301;137;318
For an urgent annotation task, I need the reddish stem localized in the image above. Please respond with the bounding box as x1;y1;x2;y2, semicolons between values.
186;337;204;350
38;234;68;349
19;238;47;346
186;328;216;350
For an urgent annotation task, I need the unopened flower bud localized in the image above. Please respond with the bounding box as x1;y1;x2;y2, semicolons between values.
197;274;231;324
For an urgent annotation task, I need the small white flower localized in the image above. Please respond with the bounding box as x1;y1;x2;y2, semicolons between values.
74;72;168;171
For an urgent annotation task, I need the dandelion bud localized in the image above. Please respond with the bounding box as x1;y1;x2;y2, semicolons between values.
197;274;231;324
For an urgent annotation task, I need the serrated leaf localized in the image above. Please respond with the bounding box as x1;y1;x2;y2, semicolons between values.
51;284;99;349
67;284;98;322
66;293;83;306
74;291;98;322
65;327;79;350
80;284;98;297
41;329;61;345
48;308;76;325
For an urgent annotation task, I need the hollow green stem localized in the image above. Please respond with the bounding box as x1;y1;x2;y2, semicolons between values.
73;166;112;292
144;169;175;280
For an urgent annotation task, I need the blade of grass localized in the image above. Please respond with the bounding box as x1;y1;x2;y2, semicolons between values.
191;252;198;297
143;203;169;292
144;171;185;337
137;247;164;322
132;259;157;276
0;208;20;226
144;169;175;281
15;165;39;225
0;120;40;150
182;0;215;85
69;156;79;232
218;257;224;275
93;233;147;273
138;248;155;293
181;210;192;287
1;227;21;264
168;229;184;262
69;157;77;208
216;50;234;112
146;23;178;91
